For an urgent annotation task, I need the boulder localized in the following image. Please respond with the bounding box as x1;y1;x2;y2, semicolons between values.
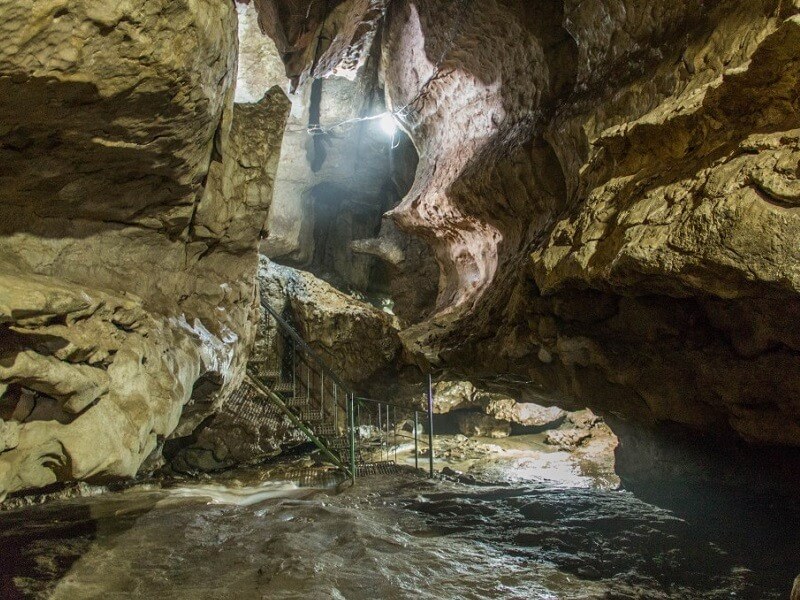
256;258;401;386
456;412;511;439
568;410;601;430
546;429;592;450
484;399;566;429
430;380;483;414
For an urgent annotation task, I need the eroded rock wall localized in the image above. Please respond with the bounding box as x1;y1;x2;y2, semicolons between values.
0;269;204;493
257;0;440;323
0;1;289;497
252;0;800;491
378;1;800;450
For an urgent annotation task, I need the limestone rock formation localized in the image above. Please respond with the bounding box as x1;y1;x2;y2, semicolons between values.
235;2;289;104
545;429;592;451
429;380;483;414
350;217;440;323
3;0;800;498
455;412;511;439
165;91;292;444
483;399;565;430
254;0;439;326
257;258;401;386
250;0;384;88
251;0;800;492
0;268;204;495
378;1;800;449
428;379;568;439
0;1;289;497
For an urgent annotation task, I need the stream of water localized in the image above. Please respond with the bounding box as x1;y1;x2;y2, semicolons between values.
1;466;798;600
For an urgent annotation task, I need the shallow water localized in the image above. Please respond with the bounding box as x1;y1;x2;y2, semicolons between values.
1;471;797;600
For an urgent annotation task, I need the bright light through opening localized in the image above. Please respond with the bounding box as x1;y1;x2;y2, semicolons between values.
379;113;397;137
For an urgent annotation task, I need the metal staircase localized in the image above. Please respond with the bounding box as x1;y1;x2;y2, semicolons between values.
244;299;434;482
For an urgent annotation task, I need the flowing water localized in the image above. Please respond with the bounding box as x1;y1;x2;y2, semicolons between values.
1;464;798;600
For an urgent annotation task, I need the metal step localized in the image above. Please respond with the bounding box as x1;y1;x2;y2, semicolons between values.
325;437;351;450
313;425;338;437
357;439;384;448
356;461;404;477
295;409;323;422
272;382;294;393
248;360;282;373
247;358;273;365
329;436;382;449
283;396;310;408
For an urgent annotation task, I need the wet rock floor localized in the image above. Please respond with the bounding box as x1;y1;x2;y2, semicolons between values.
0;443;798;599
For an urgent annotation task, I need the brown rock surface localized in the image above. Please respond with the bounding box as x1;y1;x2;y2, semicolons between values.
455;412;511;439
484;400;566;429
0;1;289;496
249;0;800;491
257;258;401;386
546;429;592;451
376;1;800;454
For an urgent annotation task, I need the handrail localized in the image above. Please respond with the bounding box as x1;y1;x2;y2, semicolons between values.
260;298;351;397
257;297;436;479
354;396;421;412
247;374;350;477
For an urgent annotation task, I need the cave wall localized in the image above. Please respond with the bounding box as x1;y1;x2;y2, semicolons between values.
251;0;800;490
262;57;409;294
0;1;289;497
378;0;800;449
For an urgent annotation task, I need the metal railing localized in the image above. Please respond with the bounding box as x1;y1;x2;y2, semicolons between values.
352;383;434;477
247;299;435;481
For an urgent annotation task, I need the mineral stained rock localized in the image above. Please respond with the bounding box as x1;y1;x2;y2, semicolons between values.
0;1;289;497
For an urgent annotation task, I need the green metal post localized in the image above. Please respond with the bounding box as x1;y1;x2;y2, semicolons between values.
427;374;435;478
348;393;357;482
